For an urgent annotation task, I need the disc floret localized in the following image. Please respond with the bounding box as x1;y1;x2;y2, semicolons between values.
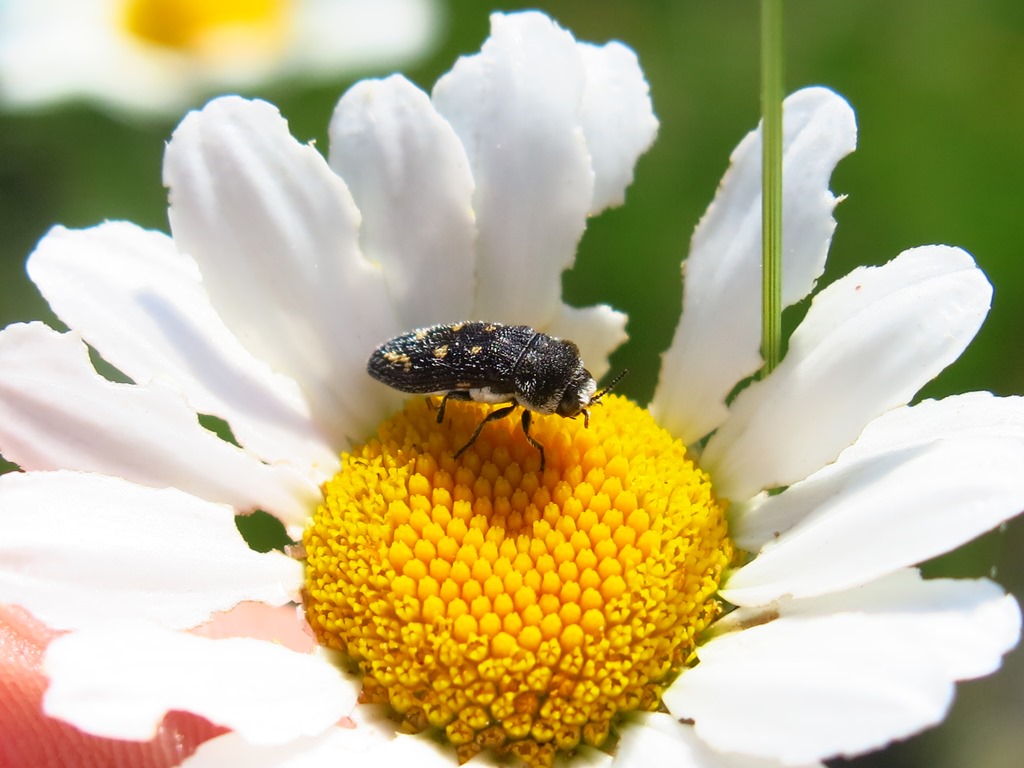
304;395;732;766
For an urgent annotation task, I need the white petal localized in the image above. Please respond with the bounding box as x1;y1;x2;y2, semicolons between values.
651;88;857;444
721;437;1024;606
577;41;659;212
328;75;476;328
0;322;318;524
26;221;337;475
431;11;593;326
733;570;1022;680
165;96;403;448
44;622;356;744
615;712;820;768
0;1;192;115
735;391;1024;551
183;720;470;768
703;245;991;501
0;471;300;631
666;571;1020;764
183;730;343;768
290;0;441;75
0;0;441;116
545;303;628;382
829;390;1024;463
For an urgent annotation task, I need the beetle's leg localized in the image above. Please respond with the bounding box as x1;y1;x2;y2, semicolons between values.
520;410;546;471
581;407;590;429
437;390;472;424
454;403;518;459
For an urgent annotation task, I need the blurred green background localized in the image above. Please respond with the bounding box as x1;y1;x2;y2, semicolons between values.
1;1;1021;766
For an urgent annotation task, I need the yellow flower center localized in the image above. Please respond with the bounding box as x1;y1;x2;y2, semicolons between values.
120;0;287;56
303;395;733;766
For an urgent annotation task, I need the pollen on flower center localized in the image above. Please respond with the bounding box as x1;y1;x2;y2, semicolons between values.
120;0;287;55
303;396;733;767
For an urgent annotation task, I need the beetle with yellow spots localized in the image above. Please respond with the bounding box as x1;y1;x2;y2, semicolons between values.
368;321;626;470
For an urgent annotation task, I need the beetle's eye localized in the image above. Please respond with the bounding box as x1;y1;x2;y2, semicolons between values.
557;371;596;418
556;395;582;418
557;379;590;417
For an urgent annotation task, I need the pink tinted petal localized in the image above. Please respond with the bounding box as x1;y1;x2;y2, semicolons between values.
191;602;315;653
0;606;223;768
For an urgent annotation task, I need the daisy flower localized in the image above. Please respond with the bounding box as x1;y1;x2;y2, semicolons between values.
1;9;1022;768
0;0;441;117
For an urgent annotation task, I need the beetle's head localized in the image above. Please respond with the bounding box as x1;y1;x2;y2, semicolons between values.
559;368;629;427
556;368;597;419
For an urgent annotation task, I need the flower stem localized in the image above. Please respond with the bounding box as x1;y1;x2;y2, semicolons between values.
760;0;784;375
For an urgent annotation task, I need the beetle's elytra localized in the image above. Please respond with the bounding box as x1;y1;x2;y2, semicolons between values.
367;321;625;470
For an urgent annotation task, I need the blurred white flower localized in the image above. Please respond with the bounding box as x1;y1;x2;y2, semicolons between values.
0;10;1022;768
0;0;442;116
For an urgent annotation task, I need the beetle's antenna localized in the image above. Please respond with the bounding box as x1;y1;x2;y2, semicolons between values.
591;368;629;404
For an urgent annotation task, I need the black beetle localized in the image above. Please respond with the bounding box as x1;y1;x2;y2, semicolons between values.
367;322;625;469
